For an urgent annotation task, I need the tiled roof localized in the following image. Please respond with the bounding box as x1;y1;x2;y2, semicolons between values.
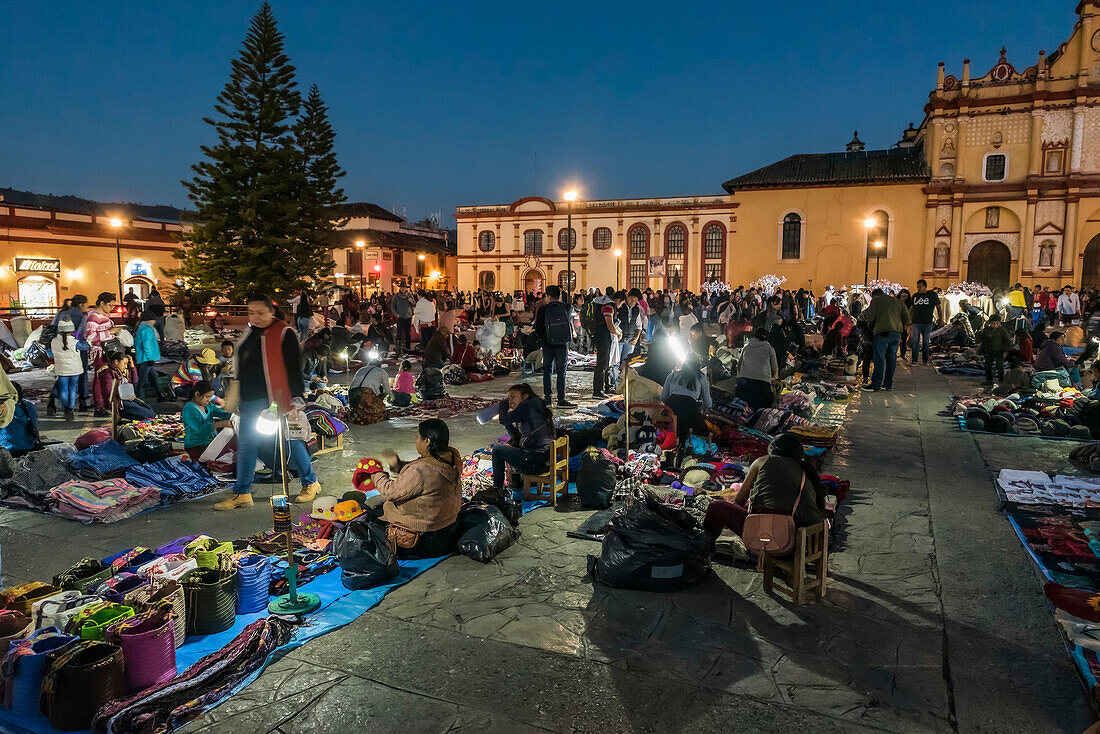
722;145;930;192
331;228;455;255
0;186;186;222
332;202;404;222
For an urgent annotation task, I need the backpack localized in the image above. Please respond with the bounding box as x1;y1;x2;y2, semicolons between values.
543;302;572;346
581;301;600;336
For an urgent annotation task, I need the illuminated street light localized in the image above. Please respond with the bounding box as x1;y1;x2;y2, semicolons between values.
110;217;124;299
354;240;366;297
562;188;580;297
614;248;622;290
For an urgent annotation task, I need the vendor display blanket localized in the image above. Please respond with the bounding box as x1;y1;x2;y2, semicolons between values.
0;501;546;734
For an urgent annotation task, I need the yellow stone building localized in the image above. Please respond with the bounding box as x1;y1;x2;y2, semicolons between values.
456;0;1100;294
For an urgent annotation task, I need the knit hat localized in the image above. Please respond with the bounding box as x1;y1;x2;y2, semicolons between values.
352;458;384;493
57;318;76;333
965;408;990;432
986;414;1011;434
1042;419;1072;437
680;467;712;489
196;348;219;365
1069;425;1093;440
1012;416;1041;435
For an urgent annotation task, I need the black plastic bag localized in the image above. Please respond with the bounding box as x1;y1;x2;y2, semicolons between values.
456;503;519;563
576;451;615;509
124;438;172;463
470;488;522;527
587;493;711;592
333;519;399;590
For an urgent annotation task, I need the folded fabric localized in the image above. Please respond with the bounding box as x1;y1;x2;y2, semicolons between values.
46;479;160;523
0;443;80;510
68;440;140;480
125;459;223;501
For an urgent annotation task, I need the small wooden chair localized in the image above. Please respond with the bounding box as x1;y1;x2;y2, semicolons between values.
521;435;570;505
761;521;828;605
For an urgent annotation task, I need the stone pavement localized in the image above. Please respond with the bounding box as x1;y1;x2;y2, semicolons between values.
2;362;1096;732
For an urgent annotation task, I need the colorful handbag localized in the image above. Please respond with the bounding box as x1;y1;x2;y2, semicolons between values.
2;627;77;716
2;582;63;615
53;558;113;593
110;547;160;575
182;567;237;636
129;579;187;648
105;607;176;692
70;603;135;641
234;555;272;615
40;640;125;731
104;575;150;605
0;609;31;645
185;536;234;569
34;593;107;631
140;554;199;583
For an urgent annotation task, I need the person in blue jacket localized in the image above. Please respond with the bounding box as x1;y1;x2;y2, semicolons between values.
134;311;172;402
0;382;42;457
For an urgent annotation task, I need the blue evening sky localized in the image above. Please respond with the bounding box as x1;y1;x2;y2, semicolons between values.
0;1;1074;223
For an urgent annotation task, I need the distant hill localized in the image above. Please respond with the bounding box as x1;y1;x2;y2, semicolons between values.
0;187;190;222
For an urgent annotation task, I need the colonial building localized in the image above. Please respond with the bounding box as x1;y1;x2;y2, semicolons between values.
327;202;457;295
456;0;1100;293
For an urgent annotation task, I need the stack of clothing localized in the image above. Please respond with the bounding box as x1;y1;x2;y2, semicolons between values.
68;440;139;480
45;478;160;523
0;443;79;511
125;458;226;503
158;339;190;362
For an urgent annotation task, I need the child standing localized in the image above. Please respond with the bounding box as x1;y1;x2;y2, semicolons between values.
51;318;83;420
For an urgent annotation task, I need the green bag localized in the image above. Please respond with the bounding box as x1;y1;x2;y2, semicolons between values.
73;604;135;641
184;536;234;569
53;558;114;593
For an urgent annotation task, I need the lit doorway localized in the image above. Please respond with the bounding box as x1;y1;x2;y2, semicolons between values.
17;276;58;316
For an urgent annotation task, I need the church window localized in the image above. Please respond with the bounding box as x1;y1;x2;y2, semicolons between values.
781;213;802;259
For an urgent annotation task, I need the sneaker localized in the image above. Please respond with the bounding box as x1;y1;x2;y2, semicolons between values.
861;385;878;393
557;399;577;408
93;408;109;417
214;494;254;511
294;482;322;503
64;409;75;421
592;392;608;399
884;386;894;391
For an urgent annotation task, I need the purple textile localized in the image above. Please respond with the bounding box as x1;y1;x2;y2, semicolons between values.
155;535;201;556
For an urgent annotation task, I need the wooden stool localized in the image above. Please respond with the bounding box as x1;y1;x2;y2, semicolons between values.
312;431;344;456
761;521;828;605
520;435;570;505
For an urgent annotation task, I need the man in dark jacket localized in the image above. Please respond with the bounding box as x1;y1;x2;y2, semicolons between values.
976;314;1013;384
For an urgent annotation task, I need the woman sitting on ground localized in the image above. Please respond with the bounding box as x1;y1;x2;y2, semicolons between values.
106;353;156;421
348;351;392;424
491;384;554;498
1034;330;1083;388
735;329;778;411
703;433;827;542
660;357;712;445
375;418;462;559
182;380;233;461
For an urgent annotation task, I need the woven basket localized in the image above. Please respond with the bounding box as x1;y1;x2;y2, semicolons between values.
40;640;125;732
234;555;272;614
105;576;149;605
106;607;176;692
5;628;77;716
71;603;135;641
33;593;107;631
130;579;187;648
182;567;237;636
185;536;234;570
52;558;113;593
2;582;63;616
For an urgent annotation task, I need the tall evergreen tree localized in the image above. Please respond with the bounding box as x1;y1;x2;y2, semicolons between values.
170;2;308;299
292;84;346;279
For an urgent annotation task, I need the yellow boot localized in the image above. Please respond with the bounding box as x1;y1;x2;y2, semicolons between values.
214;494;254;511
294;482;321;503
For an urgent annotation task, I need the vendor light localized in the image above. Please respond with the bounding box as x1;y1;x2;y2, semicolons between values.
670;336;690;364
367;348;380;361
999;299;1009;307
256;403;281;436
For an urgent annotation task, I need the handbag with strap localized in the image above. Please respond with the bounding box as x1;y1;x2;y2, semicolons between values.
742;459;806;560
386;523;421;550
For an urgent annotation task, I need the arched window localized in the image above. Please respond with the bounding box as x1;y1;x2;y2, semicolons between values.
865;210;889;258
629;225;649;260
666;224;686;258
934;243;949;270
668;264;684;290
1038;240;1056;268
592;227;612;250
479;271;496;291
704;224;724;260
558;227;576;251
523;230;543;256
781;213;801;260
557;270;577;290
478;231;495;252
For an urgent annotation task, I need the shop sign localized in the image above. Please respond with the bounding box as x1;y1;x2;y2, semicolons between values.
126;259;152;277
14;257;61;273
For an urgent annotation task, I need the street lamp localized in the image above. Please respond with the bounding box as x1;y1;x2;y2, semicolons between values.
563;188;579;298
355;240;365;299
874;241;884;281
862;218;876;286
110;217;123;299
614;248;622;290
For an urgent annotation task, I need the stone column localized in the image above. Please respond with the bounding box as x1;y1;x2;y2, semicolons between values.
923;206;937;275
950;202;965;277
1062;199;1081;277
1028;109;1044;176
1022;199;1037;276
1071;109;1086;173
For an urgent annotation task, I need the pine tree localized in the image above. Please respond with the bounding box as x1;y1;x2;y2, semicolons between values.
292;84;347;281
170;2;308;299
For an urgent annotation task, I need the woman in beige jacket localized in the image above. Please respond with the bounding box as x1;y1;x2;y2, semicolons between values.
377;418;462;558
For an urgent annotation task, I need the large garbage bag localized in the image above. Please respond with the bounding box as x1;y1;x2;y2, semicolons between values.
587;492;711;592
456;503;519;563
415;367;447;401
333;519;399;590
470;488;522;527
576;450;615;509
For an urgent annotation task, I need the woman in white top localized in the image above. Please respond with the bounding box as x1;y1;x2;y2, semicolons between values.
51;318;84;419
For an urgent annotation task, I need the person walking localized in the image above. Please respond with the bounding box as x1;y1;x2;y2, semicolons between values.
535;285;575;407
390;285;414;355
861;288;911;392
215;293;321;511
908;279;939;365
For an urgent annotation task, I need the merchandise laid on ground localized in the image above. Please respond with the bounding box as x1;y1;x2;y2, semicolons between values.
947;389;1100;441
